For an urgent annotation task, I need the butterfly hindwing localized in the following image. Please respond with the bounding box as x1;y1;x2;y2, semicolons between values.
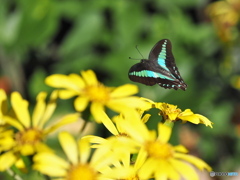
128;39;187;90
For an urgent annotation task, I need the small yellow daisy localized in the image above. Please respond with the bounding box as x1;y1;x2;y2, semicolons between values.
45;69;146;123
33;132;116;180
118;113;212;180
0;91;79;171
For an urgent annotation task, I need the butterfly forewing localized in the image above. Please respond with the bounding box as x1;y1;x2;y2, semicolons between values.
128;39;187;90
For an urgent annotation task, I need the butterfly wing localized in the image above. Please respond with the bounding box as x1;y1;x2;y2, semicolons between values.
129;39;187;90
129;61;160;86
148;39;187;90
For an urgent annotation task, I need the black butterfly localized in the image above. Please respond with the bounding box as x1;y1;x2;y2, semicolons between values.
128;39;187;90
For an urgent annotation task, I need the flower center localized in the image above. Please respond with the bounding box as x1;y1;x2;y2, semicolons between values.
85;84;110;104
15;128;43;145
159;103;181;120
145;141;174;159
67;164;97;180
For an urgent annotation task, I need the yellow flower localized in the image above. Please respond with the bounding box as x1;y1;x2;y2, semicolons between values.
33;132;115;180
119;115;212;180
154;102;213;128
206;0;240;42
100;148;147;180
45;69;146;123
82;111;145;163
0;91;79;171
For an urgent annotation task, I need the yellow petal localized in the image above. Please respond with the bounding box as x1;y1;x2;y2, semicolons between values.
74;96;89;112
174;153;212;171
33;152;69;176
102;166;136;179
154;159;180;180
157;123;172;143
59;89;79;99
15;158;25;169
38;90;58;128
34;152;69;169
173;145;188;153
90;102;107;123
32;92;47;127
0;134;16;151
120;114;150;143
195;114;213;128
0;89;7;117
107;97;148;112
141;114;151;123
59;132;78;165
20;144;35;156
78;138;90;164
110;84;138;98
169;158;199;180
138;157;158;179
0;152;17;171
68;73;85;89
33;163;67;177
35;142;54;153
0;89;7;103
3;116;24;131
100;113;119;135
81;70;98;86
134;147;148;170
180;109;194;116
44;113;80;135
178;112;213;128
45;74;83;91
82;135;107;144
11;92;30;128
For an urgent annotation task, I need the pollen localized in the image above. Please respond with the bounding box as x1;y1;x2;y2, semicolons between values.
159;103;181;120
15;128;43;145
67;164;97;180
84;84;110;104
145;141;174;159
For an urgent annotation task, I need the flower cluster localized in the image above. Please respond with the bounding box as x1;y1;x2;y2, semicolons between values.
206;0;240;42
0;70;213;180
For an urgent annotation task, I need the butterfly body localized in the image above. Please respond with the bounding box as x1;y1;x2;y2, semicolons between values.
128;39;187;90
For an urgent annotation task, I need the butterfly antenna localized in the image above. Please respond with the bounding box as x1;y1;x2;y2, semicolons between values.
129;57;140;60
135;45;144;59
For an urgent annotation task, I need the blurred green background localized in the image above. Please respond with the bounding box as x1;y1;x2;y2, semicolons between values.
0;0;240;179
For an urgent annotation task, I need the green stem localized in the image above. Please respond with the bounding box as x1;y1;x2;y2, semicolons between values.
6;168;23;180
163;119;174;128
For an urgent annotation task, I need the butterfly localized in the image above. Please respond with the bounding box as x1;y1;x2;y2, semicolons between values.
128;39;187;90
